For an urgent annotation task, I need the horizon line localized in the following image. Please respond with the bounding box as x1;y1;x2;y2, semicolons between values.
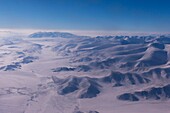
0;28;170;37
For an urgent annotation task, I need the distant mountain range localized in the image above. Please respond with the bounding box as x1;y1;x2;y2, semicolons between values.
29;31;89;38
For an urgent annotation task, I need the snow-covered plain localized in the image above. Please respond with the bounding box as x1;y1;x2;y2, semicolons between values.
0;32;170;113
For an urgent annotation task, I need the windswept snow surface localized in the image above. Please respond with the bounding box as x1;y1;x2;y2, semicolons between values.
0;32;170;113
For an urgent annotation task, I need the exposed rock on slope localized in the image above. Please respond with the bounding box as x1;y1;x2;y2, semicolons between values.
52;76;101;98
118;84;170;101
101;71;150;86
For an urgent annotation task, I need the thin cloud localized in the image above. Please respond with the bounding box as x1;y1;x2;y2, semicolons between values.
0;28;169;37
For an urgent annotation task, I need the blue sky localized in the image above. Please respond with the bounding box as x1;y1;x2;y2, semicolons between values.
0;0;170;32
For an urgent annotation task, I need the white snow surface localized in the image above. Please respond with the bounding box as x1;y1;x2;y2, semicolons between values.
0;33;169;113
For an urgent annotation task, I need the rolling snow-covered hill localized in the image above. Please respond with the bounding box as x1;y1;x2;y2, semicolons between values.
0;32;170;113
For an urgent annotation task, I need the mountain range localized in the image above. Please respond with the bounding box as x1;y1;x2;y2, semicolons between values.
0;31;170;113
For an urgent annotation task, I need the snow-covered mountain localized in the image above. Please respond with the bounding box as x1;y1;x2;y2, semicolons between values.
0;32;170;113
29;31;89;38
